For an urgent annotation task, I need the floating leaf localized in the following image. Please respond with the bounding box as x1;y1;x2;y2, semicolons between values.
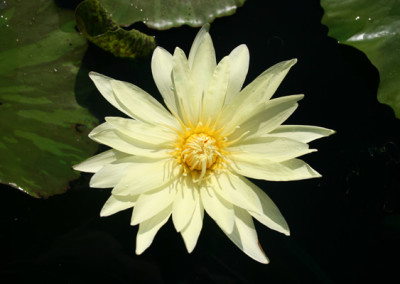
98;0;247;30
75;0;156;59
321;0;400;118
0;0;98;198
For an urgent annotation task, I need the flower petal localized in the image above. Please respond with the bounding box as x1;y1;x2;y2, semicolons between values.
100;194;138;217
188;26;216;105
172;178;199;232
202;56;230;122
224;206;269;264
89;72;133;119
105;116;176;145
228;94;304;142
130;183;177;225
181;195;204;253
89;122;170;158
89;159;134;188
151;47;179;114
220;59;297;132
73;149;128;173
228;136;315;163
231;158;321;181
266;125;336;143
112;158;181;196
172;47;197;123
224;44;250;103
110;79;179;128
212;172;289;235
136;204;172;255
200;184;234;234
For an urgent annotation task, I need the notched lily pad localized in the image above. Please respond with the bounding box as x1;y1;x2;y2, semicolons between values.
0;0;98;198
98;0;247;30
75;0;156;59
321;0;400;118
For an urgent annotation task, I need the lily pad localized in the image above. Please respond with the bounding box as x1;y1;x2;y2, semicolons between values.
321;0;400;118
75;0;156;59
98;0;247;30
0;0;98;198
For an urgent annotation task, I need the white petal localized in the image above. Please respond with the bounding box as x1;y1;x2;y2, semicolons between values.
89;122;170;158
172;47;197;123
151;47;179;114
130;183;177;225
228;136;315;163
135;204;172;255
231;158;321;181
172;178;199;232
100;194;138;217
110;80;179;128
219;59;297;132
89;159;134;188
188;24;211;68
73;149;127;173
189;29;216;105
181;195;204;253
89;72;133;119
112;158;181;196
266;125;336;143
202;56;230;122
224;206;269;264
227;94;304;142
224;44;250;104
105;116;176;145
200;184;234;234
212;172;289;235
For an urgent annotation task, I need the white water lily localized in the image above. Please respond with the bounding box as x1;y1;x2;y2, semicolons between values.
74;25;334;263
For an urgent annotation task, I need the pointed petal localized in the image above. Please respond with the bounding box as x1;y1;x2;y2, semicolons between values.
112;158;181;196
100;195;138;217
202;56;230;122
227;94;304;142
181;195;204;253
89;160;133;188
73;149;128;173
172;47;197;123
172;178;199;232
89;72;133;119
105;116;176;145
136;205;172;255
151;47;179;114
224;44;250;103
266;125;336;143
224;206;269;264
200;184;234;234
110;80;179;128
228;136;315;163
231;158;321;181
189;28;216;104
89;122;170;158
220;59;297;132
188;24;211;68
130;183;177;225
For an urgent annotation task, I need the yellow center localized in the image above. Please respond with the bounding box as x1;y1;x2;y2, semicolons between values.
182;133;218;170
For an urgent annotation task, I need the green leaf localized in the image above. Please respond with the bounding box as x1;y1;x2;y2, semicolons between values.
0;0;98;198
98;0;247;30
321;0;400;118
75;0;156;59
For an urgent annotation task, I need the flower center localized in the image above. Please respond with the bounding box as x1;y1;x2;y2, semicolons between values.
181;133;218;171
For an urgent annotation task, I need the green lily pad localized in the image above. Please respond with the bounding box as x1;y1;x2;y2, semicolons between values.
0;0;98;198
98;0;247;30
75;0;156;59
321;0;400;118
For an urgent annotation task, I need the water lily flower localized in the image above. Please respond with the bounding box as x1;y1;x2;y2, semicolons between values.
74;25;334;263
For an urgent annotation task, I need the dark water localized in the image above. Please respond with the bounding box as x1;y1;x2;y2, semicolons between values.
1;0;399;283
